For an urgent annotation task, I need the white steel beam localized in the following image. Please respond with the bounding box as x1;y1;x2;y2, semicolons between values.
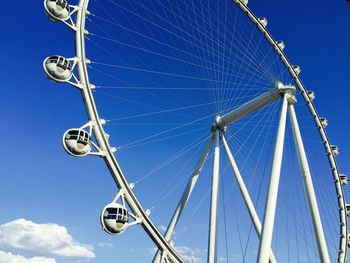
153;135;214;263
257;94;288;263
215;88;280;130
288;104;330;263
221;135;277;263
208;131;221;263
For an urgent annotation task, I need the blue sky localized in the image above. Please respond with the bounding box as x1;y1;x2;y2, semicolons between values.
0;0;350;263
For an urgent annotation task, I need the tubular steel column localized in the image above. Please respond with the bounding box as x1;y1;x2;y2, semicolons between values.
288;104;330;263
208;131;221;263
222;135;277;263
215;88;280;130
257;94;288;263
153;136;214;263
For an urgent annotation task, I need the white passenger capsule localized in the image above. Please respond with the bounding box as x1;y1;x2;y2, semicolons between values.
100;203;129;235
340;174;349;186
331;145;340;157
346;204;350;217
44;0;71;21
276;41;285;51
319;117;328;128
347;233;350;248
307;90;315;101
258;17;268;27
44;56;73;82
62;129;92;157
292;65;301;75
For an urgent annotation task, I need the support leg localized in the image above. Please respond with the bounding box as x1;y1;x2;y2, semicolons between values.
222;135;277;263
288;104;330;263
208;131;221;263
257;94;288;263
153;135;214;263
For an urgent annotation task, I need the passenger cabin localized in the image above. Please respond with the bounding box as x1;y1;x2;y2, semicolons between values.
45;0;70;21
340;174;349;186
319;117;328;128
307;90;315;101
346;204;350;217
101;203;129;235
44;56;72;82
63;129;91;156
292;65;301;75
276;41;285;51
258;17;268;28
331;145;340;157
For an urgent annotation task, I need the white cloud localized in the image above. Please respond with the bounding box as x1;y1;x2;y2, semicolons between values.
175;246;204;263
218;256;228;262
97;242;113;248
149;246;204;263
0;219;95;260
0;251;56;263
159;225;167;233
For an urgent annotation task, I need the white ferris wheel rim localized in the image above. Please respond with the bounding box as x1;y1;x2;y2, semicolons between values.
54;0;349;262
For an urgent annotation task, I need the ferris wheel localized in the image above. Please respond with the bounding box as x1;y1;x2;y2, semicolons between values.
43;0;349;262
